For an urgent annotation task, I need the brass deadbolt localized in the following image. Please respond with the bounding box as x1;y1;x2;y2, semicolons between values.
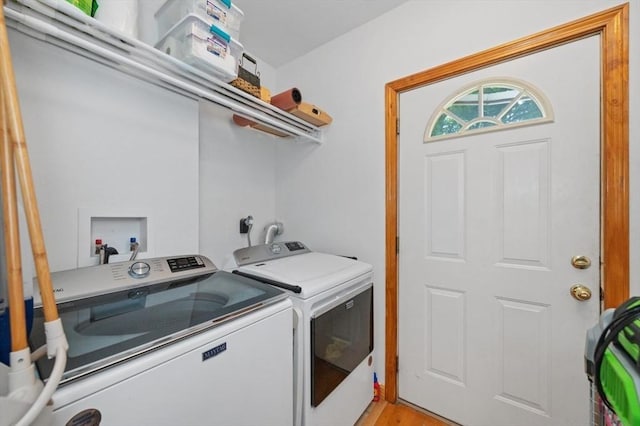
571;255;592;269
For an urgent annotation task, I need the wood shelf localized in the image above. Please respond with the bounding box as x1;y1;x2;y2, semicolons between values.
4;0;324;143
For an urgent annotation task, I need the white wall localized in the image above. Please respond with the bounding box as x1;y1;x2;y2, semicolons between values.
10;29;199;294
198;100;279;268
136;0;281;268
274;0;639;382
196;15;281;268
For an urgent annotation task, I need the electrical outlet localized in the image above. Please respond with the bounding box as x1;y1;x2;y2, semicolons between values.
239;218;249;234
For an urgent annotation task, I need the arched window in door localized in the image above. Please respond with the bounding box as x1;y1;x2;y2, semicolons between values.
425;78;554;141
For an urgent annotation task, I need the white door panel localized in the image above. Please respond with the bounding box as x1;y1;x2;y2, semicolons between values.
398;36;600;426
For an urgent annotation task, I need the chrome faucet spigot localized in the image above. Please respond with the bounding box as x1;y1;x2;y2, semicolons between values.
100;245;119;264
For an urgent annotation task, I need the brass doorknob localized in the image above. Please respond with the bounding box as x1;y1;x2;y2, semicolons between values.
570;284;592;301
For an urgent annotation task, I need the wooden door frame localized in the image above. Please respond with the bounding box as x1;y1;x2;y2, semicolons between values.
385;4;629;402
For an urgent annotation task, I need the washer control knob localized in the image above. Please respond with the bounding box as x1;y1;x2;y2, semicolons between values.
129;262;151;279
270;243;281;254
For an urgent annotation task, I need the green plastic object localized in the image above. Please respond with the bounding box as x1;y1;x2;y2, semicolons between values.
614;298;640;363
617;322;640;361
600;346;640;426
65;0;99;17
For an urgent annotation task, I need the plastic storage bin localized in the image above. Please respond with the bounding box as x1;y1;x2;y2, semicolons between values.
155;0;244;41
155;13;243;82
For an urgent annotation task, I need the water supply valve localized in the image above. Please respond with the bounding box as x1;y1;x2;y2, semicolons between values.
239;215;254;247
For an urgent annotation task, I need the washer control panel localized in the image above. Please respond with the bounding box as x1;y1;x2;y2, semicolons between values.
234;241;310;266
166;256;206;273
34;255;217;306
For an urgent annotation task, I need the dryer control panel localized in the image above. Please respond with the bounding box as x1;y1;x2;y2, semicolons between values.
233;241;310;266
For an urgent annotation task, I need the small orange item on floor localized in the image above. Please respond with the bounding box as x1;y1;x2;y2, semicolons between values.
373;373;381;402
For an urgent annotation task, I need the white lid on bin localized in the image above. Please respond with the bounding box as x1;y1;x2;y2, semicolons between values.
154;0;244;22
155;13;243;53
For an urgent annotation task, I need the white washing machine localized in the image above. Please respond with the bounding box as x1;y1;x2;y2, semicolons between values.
29;255;293;426
231;241;374;426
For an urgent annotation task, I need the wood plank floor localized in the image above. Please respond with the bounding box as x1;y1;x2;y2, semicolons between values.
356;399;456;426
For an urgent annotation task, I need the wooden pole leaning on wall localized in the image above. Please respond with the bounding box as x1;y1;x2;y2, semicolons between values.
1;88;28;352
0;5;59;324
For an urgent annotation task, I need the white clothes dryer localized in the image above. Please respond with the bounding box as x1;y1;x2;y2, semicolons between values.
231;241;374;426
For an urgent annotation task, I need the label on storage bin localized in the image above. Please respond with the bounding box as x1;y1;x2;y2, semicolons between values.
206;0;227;25
206;34;227;58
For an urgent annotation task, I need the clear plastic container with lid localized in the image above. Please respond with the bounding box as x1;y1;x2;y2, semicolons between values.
155;0;244;41
155;13;243;82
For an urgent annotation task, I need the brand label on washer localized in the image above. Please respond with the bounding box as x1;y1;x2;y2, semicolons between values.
65;408;102;426
202;342;227;361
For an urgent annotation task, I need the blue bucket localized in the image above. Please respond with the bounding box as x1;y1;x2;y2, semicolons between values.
0;297;34;366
